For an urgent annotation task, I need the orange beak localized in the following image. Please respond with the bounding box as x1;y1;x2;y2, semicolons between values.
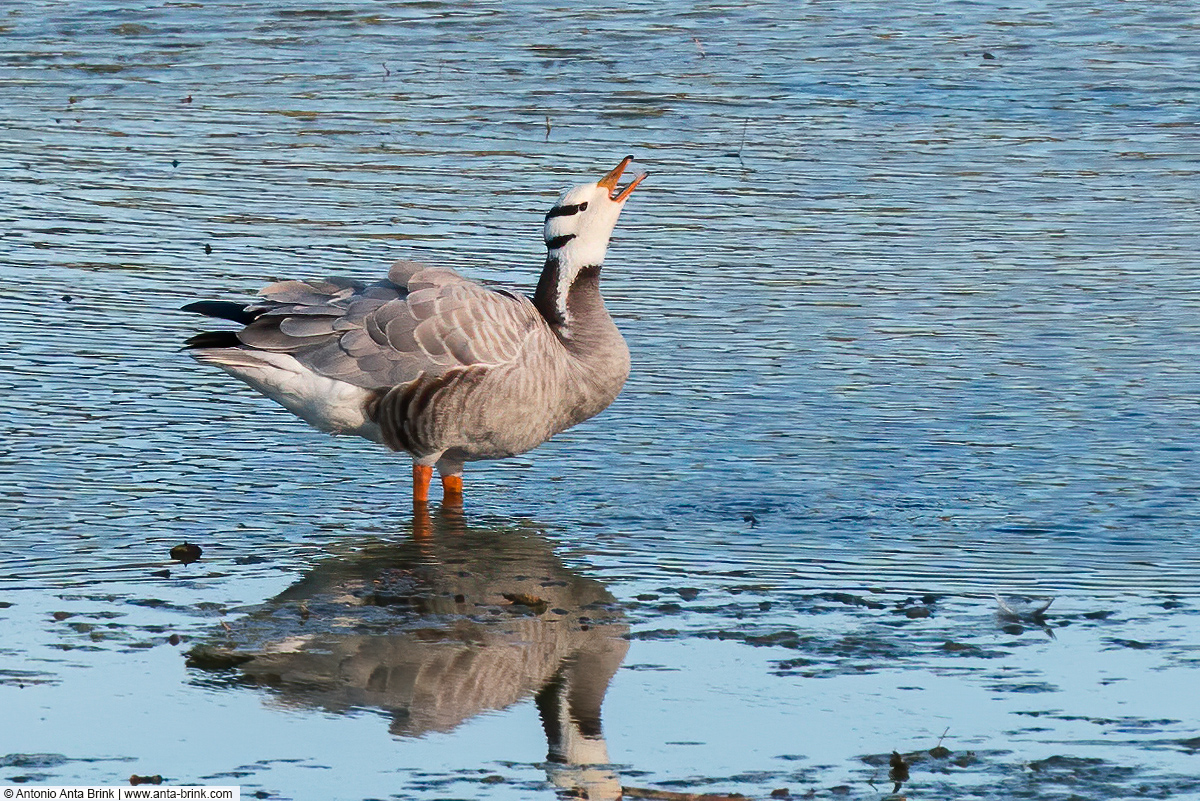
597;155;647;202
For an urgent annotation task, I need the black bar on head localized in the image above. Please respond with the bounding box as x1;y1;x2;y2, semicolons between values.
544;202;588;220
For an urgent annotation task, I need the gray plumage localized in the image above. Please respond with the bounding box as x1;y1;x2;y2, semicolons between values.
184;158;645;487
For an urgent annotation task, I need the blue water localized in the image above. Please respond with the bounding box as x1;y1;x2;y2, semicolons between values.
3;1;1200;798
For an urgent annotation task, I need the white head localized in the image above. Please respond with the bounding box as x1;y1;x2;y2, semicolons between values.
534;156;646;327
543;155;646;269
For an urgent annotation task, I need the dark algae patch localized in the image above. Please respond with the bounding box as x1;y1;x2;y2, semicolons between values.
620;589;1200;798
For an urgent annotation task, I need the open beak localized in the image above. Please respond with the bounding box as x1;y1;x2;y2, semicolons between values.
597;155;647;202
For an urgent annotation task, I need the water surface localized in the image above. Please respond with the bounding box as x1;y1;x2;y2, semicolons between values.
3;1;1200;799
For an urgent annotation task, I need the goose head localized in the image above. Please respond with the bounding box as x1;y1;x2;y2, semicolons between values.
543;155;646;269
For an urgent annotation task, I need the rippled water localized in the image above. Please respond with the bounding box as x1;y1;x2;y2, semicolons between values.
3;1;1200;799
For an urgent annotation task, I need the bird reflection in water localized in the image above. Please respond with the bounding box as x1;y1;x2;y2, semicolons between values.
188;509;628;799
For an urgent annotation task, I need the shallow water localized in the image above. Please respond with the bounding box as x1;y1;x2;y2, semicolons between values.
3;0;1200;799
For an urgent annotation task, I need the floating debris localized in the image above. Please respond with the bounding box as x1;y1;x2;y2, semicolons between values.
996;593;1055;636
889;750;909;792
929;726;952;759
995;594;1053;620
503;592;549;614
186;646;253;670
170;543;202;564
724;118;750;164
129;774;163;786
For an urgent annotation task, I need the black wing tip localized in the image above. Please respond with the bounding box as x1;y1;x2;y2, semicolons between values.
182;300;259;325
183;331;242;350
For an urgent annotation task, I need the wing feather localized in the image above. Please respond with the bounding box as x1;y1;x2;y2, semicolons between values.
414;318;451;360
259;277;362;304
278;316;337;337
387;259;427;286
410;268;469;290
338;328;376;356
238;320;310;351
205;263;543;389
383;309;421;352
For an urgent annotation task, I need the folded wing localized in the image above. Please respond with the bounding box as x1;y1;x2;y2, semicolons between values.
228;260;543;389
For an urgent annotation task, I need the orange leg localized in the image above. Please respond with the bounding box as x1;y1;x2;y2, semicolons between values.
441;473;463;508
413;464;433;505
